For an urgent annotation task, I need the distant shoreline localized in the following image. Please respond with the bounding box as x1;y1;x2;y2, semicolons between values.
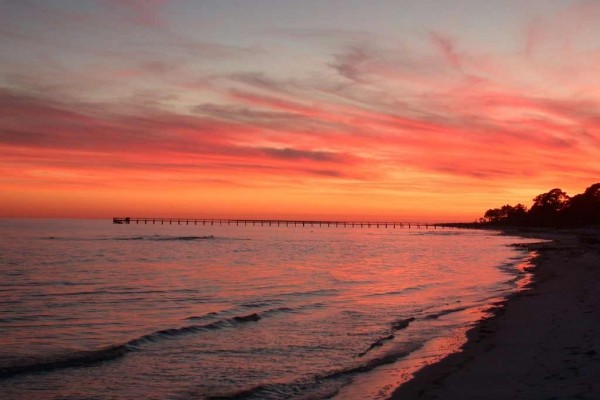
389;226;600;399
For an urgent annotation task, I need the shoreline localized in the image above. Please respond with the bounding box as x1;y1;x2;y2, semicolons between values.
389;227;600;400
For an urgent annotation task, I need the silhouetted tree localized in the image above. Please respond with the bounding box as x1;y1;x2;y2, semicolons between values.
483;203;528;225
483;207;503;224
479;183;600;227
528;188;570;226
505;203;528;225
563;183;600;225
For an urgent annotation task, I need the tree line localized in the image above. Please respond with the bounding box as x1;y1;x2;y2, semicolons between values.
481;183;600;227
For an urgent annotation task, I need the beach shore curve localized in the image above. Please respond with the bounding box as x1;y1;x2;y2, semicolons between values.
389;227;600;400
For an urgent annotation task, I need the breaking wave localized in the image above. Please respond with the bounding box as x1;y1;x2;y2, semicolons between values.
203;342;423;400
0;306;291;380
113;235;216;241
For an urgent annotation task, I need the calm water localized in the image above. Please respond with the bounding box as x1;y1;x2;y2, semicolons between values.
0;219;538;399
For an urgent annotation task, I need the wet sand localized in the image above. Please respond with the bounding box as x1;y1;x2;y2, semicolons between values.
390;227;600;400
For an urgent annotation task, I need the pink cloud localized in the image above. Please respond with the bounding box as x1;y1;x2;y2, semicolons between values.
429;32;462;69
106;0;168;28
523;0;600;55
2;0;600;218
0;87;376;192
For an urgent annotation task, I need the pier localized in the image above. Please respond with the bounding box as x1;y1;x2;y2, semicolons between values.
112;217;441;229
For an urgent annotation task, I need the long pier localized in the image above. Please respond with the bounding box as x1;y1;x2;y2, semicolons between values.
112;217;441;229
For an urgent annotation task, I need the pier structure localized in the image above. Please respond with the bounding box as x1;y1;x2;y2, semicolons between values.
112;217;441;229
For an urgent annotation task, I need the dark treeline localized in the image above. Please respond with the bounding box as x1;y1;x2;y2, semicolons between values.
480;183;600;227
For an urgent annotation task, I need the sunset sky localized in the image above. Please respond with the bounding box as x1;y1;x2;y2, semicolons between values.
1;0;599;221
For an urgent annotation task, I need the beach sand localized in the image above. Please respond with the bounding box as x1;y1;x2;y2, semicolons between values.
389;227;600;400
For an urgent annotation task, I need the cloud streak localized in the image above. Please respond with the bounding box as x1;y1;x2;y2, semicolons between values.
1;0;599;218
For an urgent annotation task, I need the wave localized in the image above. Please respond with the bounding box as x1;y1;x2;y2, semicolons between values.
263;303;325;317
355;316;416;357
42;235;217;242
205;342;423;400
365;289;411;297
391;317;416;331
0;311;261;380
424;305;470;320
240;300;284;309
27;288;208;300
0;344;129;381
185;301;324;322
364;283;440;298
185;311;220;322
113;235;216;241
356;334;395;357
278;289;338;299
417;230;462;236
0;302;323;380
407;230;463;236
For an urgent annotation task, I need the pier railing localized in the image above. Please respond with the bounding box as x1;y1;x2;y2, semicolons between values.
112;217;442;229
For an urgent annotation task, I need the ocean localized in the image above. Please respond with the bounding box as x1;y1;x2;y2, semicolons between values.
0;219;538;399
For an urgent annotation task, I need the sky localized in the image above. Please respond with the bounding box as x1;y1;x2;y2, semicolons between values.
1;0;599;221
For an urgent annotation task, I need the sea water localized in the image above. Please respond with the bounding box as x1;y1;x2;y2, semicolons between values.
0;219;538;399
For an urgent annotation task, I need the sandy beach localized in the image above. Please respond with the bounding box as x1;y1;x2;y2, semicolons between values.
389;227;600;400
